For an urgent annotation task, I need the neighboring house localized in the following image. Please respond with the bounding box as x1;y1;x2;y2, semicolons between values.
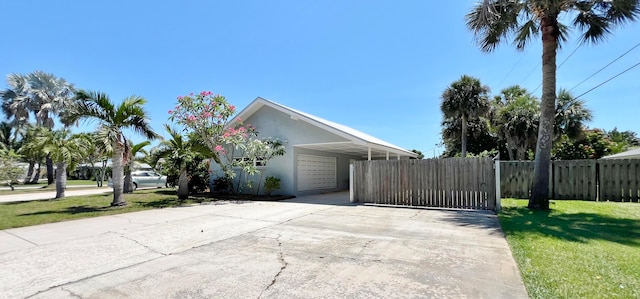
601;147;640;159
210;97;417;196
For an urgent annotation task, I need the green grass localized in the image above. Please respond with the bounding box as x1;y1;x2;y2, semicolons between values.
0;180;102;195
0;189;215;230
499;199;640;299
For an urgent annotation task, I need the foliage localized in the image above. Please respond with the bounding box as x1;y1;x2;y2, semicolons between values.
554;89;592;141
0;149;25;190
499;199;640;299
212;176;232;194
410;149;424;160
553;128;613;160
606;127;640;154
466;0;640;207
441;116;498;158
440;75;491;158
263;176;281;196
123;140;151;193
491;85;539;160
169;91;286;194
68;90;158;206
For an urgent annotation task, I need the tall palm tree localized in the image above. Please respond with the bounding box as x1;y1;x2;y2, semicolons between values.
466;0;640;209
34;129;87;199
18;125;46;184
441;75;491;157
68;90;157;206
123;140;151;193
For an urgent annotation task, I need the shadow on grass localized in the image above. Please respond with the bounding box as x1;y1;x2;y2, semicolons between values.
19;205;112;216
500;205;640;247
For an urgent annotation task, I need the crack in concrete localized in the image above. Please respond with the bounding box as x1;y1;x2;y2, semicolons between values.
258;234;288;299
25;256;166;299
61;286;83;298
115;233;169;256
409;210;421;219
2;230;39;246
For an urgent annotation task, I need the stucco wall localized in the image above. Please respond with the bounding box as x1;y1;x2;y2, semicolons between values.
210;105;361;196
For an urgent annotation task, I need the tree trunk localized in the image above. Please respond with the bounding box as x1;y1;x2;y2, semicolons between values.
30;162;41;184
24;161;34;184
123;163;133;193
46;154;54;185
529;15;558;210
111;143;126;206
461;115;468;158
177;168;189;200
55;162;67;199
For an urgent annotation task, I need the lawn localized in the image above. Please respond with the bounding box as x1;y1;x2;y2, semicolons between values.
0;189;213;230
0;180;99;195
499;199;640;299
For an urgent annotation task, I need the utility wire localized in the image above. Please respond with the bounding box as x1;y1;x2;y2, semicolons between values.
569;40;640;92
575;60;640;99
498;51;528;88
531;44;582;94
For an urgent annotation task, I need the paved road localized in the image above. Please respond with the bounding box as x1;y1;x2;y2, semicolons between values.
0;192;528;298
0;187;112;203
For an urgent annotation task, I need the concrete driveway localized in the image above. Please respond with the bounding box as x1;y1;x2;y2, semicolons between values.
0;192;528;298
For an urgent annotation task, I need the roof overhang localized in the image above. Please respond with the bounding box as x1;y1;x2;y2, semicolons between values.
295;141;413;159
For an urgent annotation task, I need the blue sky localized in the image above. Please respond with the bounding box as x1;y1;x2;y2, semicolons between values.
1;1;639;157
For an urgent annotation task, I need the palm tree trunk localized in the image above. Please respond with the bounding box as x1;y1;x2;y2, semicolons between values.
529;16;558;210
46;154;54;185
55;162;67;199
24;161;34;184
30;162;41;184
461;115;468;158
177;167;189;200
123;163;133;193
111;143;126;206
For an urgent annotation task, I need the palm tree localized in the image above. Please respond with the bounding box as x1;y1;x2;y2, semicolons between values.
554;89;592;141
34;129;87;199
466;0;640;209
68;90;157;206
440;75;491;157
1;71;76;185
123;140;151;193
18;125;46;184
152;125;214;200
492;86;540;160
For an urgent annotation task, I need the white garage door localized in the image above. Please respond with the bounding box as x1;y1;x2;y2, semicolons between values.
297;154;337;191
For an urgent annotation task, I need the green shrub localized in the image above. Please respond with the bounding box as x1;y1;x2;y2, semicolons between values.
264;176;281;196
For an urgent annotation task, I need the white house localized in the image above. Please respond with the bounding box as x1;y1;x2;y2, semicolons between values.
210;97;417;196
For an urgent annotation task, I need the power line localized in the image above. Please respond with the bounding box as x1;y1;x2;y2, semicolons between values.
575;60;640;99
497;51;528;88
569;40;640;92
531;44;582;94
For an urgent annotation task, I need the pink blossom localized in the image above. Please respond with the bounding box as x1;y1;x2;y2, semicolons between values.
187;115;196;122
202;111;212;118
215;145;224;152
168;110;173;114
230;105;236;112
177;96;183;100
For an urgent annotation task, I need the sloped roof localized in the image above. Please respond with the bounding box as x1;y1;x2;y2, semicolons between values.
601;147;640;159
233;97;417;159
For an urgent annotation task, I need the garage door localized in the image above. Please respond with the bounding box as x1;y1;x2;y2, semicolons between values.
297;154;337;191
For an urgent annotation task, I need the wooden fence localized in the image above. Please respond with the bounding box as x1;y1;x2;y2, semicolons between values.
599;159;640;202
352;158;496;210
500;159;639;202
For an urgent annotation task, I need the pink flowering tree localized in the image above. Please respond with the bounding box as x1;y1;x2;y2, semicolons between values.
169;91;285;194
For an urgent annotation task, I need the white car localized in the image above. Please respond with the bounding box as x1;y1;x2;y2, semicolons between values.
108;171;168;190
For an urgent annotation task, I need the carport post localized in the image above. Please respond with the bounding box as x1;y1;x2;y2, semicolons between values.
495;159;501;211
349;163;356;203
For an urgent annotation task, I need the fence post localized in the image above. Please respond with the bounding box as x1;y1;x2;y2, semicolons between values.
349;163;355;203
495;158;501;211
